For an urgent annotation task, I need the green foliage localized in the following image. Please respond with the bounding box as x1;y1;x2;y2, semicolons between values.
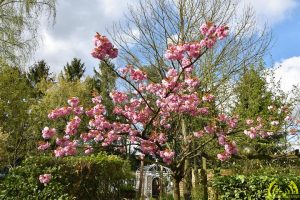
28;78;94;153
234;67;273;120
0;64;36;166
92;60;116;119
233;66;288;155
0;153;134;200
62;58;86;82
27;60;53;87
0;0;56;64
212;174;300;200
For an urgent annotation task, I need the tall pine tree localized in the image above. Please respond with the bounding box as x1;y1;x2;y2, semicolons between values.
62;58;86;82
93;60;117;119
27;60;53;87
233;66;287;155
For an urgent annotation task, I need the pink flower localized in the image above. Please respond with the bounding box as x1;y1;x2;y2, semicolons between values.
129;68;147;81
48;107;72;119
84;146;94;155
165;44;184;60
54;147;65;157
218;134;226;145
217;152;229;162
39;174;52;185
141;140;157;155
224;142;237;155
215;25;229;40
73;106;84;115
110;91;128;103
244;129;257;139
198;107;209;115
217;114;228;122
38;142;50;151
246;119;254;125
159;149;175;165
65;116;81;135
193;131;204;138
285;116;292;121
68;97;80;107
202;94;214;102
200;23;209;35
42;127;56;139
91;33;118;60
204;125;216;134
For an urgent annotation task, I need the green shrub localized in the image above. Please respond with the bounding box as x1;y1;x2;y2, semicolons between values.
212;174;300;200
0;153;134;200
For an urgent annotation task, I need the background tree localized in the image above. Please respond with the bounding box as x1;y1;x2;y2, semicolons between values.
27;60;53;87
0;0;56;65
0;62;36;167
28;77;94;158
61;58;86;82
92;60;117;119
233;66;291;156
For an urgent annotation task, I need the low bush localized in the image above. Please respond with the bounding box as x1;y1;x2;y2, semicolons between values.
212;174;300;200
0;153;134;200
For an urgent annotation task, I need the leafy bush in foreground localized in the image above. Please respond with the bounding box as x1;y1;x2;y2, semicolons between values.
0;153;133;200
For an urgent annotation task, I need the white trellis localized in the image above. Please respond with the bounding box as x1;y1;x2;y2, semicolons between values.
136;164;173;199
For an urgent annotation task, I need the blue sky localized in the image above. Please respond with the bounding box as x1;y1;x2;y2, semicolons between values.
32;0;300;92
269;6;300;63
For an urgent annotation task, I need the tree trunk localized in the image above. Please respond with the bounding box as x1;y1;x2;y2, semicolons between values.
200;155;208;200
137;157;145;200
173;177;181;200
183;158;192;200
193;154;200;188
181;118;192;199
159;165;164;200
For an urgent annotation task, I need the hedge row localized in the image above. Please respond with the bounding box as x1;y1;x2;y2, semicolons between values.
0;153;135;200
212;174;300;200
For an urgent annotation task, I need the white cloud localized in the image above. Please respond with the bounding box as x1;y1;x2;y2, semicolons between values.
31;0;135;76
273;56;300;92
240;0;298;26
31;0;298;76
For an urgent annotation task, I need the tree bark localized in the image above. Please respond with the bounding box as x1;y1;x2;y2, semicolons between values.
193;148;200;189
183;159;192;200
173;177;181;200
137;157;145;200
200;155;208;200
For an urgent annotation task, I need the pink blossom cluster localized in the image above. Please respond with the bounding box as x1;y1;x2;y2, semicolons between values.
217;141;238;162
38;141;50;151
48;98;84;119
42;127;56;139
91;32;118;60
159;149;175;165
244;117;273;139
200;22;229;40
65;116;81;135
48;107;72;119
39;174;52;185
110;91;128;103
54;137;78;157
120;66;147;82
165;23;228;61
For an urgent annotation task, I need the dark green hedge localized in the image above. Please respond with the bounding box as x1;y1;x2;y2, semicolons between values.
0;153;134;200
212;174;300;200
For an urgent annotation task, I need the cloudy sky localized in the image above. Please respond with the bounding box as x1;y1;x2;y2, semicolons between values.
32;0;300;92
